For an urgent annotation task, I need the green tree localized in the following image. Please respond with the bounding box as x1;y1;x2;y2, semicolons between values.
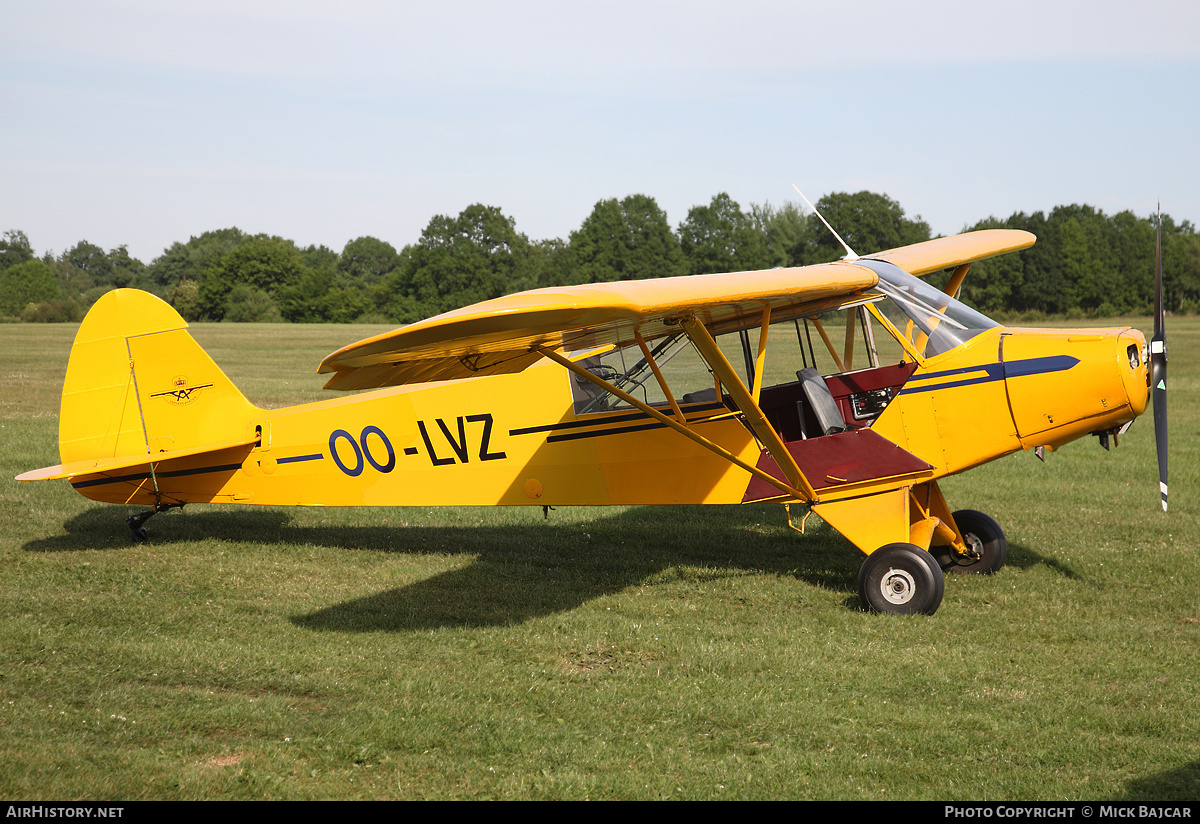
678;193;769;274
168;279;202;321
1057;217;1095;311
139;228;248;295
957;217;1026;313
961;206;1164;316
1173;232;1200;313
0;230;35;272
1110;210;1156;313
750;201;812;268
0;259;63;317
105;245;145;289
41;241;146;310
1161;217;1200;313
197;235;306;320
277;268;368;323
64;240;114;286
569;195;685;283
20;300;81;322
390;204;535;318
1054;206;1134;313
526;238;577;289
981;210;1059;313
338;236;400;287
301;244;339;274
809;191;930;262
45;256;94;307
223;284;282;323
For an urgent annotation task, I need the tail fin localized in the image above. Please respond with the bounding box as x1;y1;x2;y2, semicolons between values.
19;289;260;486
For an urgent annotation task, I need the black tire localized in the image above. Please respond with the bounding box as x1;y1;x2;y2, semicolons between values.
932;509;1006;574
858;543;945;615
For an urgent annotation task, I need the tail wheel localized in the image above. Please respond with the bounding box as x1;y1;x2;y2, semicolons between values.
932;509;1007;574
858;543;944;616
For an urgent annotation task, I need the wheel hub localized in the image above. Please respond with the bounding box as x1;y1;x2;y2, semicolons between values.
879;567;916;605
954;532;983;564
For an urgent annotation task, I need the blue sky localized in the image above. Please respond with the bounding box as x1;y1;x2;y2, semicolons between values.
3;0;1198;263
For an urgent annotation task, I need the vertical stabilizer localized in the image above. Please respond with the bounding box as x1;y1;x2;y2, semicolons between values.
57;289;259;476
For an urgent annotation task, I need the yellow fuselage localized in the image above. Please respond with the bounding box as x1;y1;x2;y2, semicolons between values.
69;323;1148;519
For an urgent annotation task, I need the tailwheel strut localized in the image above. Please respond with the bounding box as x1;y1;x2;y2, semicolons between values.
126;503;184;543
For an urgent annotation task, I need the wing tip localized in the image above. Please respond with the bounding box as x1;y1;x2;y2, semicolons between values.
16;465;67;482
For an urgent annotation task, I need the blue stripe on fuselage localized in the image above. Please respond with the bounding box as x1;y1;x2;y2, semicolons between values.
899;355;1079;395
1002;354;1080;377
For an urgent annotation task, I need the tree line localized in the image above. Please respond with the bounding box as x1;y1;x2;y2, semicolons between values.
2;191;1197;324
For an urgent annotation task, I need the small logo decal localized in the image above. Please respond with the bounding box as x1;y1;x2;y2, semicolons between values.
151;375;214;406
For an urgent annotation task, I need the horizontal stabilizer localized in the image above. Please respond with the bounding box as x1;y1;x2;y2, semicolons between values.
17;435;260;483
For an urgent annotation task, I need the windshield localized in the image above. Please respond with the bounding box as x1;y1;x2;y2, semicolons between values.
856;259;999;358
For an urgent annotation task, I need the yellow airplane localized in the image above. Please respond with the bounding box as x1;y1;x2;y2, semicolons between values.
17;227;1168;616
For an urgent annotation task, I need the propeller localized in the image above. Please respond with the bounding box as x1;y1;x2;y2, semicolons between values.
1151;211;1168;511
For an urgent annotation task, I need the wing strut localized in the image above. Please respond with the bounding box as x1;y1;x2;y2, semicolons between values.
679;316;819;501
944;264;970;299
842;308;857;371
537;346;808;501
809;318;846;372
751;307;771;403
634;330;685;423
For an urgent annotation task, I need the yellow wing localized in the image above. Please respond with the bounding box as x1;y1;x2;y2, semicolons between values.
865;228;1035;276
319;262;874;389
318;229;1035;391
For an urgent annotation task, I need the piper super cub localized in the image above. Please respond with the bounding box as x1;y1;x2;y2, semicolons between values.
18;225;1168;615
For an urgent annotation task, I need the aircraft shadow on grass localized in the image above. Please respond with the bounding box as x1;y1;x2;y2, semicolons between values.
27;504;1069;631
1120;759;1200;801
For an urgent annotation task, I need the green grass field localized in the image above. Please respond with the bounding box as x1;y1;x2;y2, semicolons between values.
1;316;1197;800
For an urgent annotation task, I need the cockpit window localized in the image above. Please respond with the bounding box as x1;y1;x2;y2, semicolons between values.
567;335;719;415
857;259;999;358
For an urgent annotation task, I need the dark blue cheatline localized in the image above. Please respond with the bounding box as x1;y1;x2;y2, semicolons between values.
900;355;1078;395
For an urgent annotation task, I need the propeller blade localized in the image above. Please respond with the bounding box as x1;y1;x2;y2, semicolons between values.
1151;211;1168;511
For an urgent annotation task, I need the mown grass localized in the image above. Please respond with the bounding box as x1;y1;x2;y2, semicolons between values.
1;316;1197;800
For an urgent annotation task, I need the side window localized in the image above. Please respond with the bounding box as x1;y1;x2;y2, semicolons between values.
567;336;722;415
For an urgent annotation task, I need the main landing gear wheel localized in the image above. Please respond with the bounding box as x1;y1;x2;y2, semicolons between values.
932;509;1007;575
858;543;945;616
